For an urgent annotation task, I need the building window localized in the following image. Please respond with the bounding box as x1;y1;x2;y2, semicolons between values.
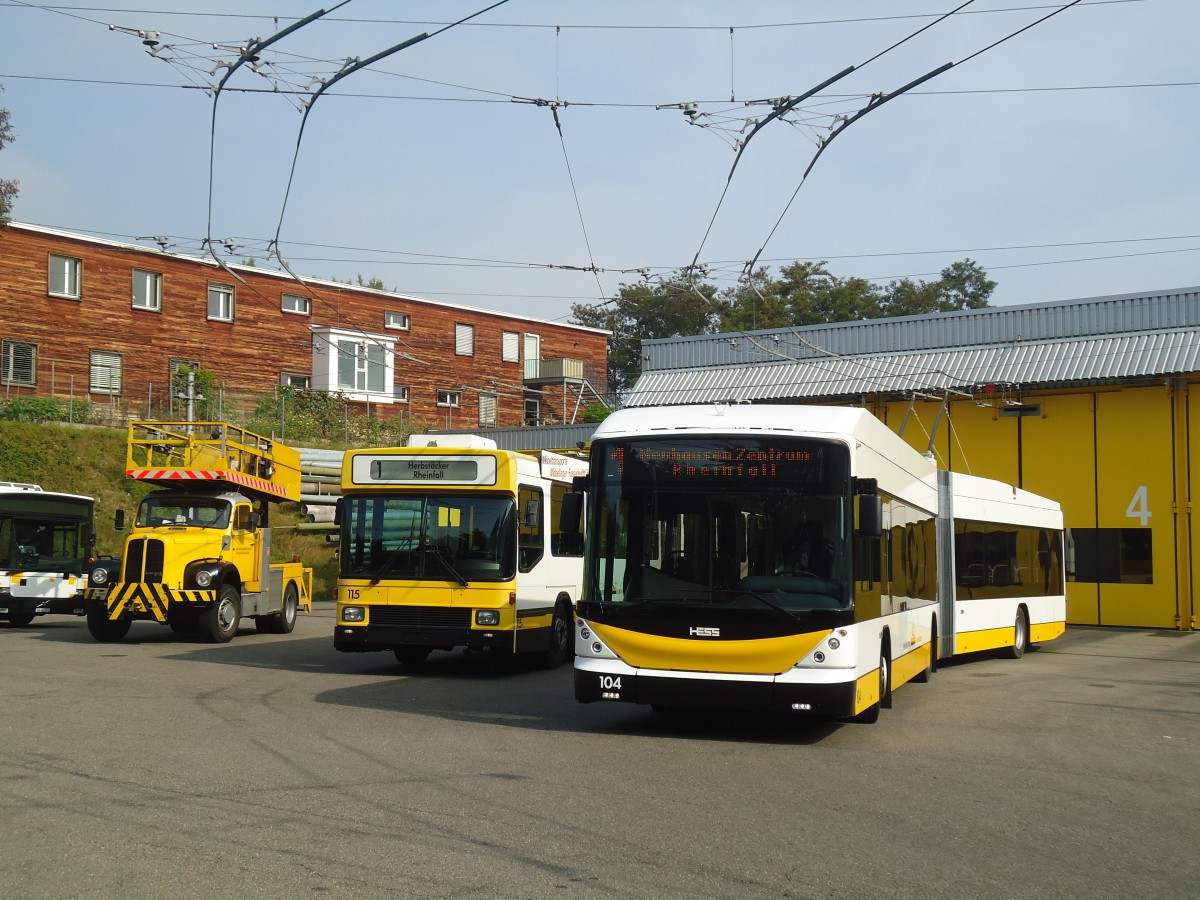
281;372;310;389
524;398;539;426
394;384;409;402
455;323;474;357
90;350;122;395
49;254;82;299
1;340;36;387
437;390;461;408
502;331;520;362
479;392;497;427
337;340;387;393
132;269;162;311
208;283;234;322
1069;527;1153;584
385;311;410;330
282;293;311;315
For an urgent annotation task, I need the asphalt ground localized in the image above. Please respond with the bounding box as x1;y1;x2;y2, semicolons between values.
2;603;1197;899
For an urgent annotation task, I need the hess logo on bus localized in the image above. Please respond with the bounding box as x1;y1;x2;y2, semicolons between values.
689;626;720;637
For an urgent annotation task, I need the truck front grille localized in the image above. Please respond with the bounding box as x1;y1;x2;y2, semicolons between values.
123;539;165;583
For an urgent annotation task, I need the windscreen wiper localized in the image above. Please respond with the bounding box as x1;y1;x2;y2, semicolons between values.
425;543;468;586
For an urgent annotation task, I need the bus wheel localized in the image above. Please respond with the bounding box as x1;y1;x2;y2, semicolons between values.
913;622;937;683
257;583;298;635
539;600;572;670
6;612;36;627
1005;609;1029;659
394;645;431;667
86;606;131;642
201;585;241;644
854;647;890;724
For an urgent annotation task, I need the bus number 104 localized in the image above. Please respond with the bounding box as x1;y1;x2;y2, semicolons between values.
599;676;622;692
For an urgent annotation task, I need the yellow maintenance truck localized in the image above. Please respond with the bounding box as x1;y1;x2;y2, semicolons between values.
85;421;312;643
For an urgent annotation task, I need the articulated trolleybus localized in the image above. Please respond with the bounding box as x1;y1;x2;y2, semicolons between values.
572;405;1066;722
0;482;95;626
334;435;588;667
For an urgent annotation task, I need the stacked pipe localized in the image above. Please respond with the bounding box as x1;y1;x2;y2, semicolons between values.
296;447;345;527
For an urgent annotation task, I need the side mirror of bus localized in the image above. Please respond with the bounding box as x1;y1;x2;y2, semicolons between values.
524;499;540;528
857;495;882;538
560;492;583;535
114;509;126;532
571;475;588;494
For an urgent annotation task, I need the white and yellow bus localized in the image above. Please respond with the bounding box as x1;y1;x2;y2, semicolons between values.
571;404;1066;722
334;435;588;668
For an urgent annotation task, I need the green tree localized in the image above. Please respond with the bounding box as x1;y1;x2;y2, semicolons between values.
572;271;719;399
0;85;18;226
937;258;996;310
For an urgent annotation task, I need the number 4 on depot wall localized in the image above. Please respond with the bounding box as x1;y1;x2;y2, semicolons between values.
1125;485;1151;527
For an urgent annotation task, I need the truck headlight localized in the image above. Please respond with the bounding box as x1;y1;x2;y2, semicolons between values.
90;566;109;585
194;570;213;588
475;610;500;626
342;606;366;623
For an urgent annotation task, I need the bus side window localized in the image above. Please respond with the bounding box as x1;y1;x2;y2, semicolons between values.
518;486;544;571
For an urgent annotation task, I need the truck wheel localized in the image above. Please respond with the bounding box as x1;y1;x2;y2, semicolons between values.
6;612;37;627
201;585;241;643
394;645;431;667
86;605;131;642
168;609;200;634
257;583;298;635
538;600;573;670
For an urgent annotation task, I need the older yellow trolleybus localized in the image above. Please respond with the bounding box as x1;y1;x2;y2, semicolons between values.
572;404;1066;722
334;435;588;667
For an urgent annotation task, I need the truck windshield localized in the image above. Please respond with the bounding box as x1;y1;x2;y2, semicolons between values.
586;436;852;612
340;494;517;583
136;497;231;529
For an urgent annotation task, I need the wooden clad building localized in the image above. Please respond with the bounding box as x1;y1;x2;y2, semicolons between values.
0;223;609;429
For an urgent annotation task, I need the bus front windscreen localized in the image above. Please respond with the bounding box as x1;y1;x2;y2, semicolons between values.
340;494;517;583
0;496;93;573
588;436;852;611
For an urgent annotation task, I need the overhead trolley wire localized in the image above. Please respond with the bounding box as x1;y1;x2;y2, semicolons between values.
688;1;979;276
740;0;1086;277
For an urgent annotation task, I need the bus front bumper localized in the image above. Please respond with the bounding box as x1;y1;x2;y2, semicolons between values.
573;658;859;717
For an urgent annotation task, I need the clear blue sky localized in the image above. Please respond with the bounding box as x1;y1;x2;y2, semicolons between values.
2;0;1196;324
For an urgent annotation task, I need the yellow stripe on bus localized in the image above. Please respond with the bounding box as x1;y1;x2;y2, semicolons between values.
590;622;830;675
1030;621;1065;643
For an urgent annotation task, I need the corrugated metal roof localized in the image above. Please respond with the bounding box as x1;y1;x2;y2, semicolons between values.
639;287;1200;373
426;423;598;451
625;330;1200;407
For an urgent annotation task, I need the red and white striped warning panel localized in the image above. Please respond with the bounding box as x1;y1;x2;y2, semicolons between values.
126;468;288;499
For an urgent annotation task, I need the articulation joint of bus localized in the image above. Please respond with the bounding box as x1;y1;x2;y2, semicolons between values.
84;421;312;643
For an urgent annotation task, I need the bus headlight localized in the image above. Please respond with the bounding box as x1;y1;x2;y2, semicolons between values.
342;606;366;623
813;651;826;663
475;610;500;626
827;637;840;650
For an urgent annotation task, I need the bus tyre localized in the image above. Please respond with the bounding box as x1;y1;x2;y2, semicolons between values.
257;583;298;635
6;612;36;627
539;600;573;670
913;622;936;683
854;647;890;724
87;605;131;642
394;645;431;667
1006;609;1029;659
201;585;241;644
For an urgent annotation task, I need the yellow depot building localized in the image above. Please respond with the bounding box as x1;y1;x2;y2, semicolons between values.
623;287;1200;631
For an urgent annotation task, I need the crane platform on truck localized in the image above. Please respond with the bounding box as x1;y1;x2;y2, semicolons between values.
84;421;312;643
